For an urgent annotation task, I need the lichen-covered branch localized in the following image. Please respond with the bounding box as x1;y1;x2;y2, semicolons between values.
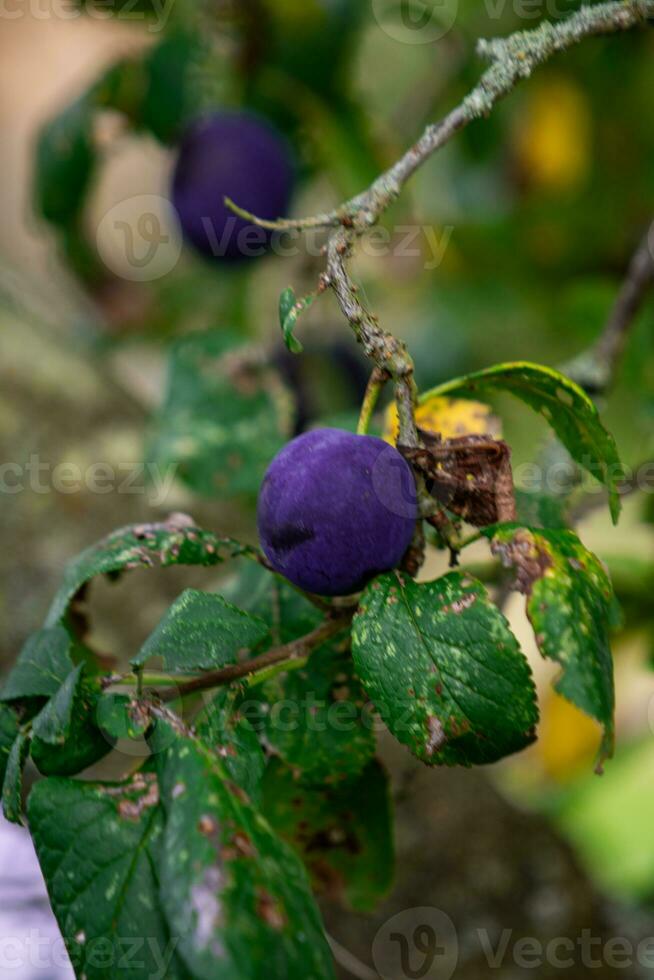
320;0;654;233
324;230;419;445
227;1;653;447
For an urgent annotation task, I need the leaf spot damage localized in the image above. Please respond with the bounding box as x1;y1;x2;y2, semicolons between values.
256;888;286;931
425;715;448;756
491;528;552;594
191;866;225;952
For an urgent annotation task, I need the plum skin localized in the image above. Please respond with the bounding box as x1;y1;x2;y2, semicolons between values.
257;428;418;596
171;112;295;261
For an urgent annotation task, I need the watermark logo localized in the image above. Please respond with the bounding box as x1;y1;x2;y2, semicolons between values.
0;455;178;506
0;0;175;32
373;907;459;979
372;0;459;45
96;195;182;283
95;195;453;278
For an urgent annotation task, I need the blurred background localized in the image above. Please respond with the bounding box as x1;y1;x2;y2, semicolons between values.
1;0;653;977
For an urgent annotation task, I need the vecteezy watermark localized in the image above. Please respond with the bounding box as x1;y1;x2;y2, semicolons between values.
95;193;454;279
373;907;459;980
372;0;459;45
96;196;183;283
373;911;654;977
483;0;578;20
369;450;653;521
0;0;175;32
94;692;384;761
0;929;179;978
0;456;178;506
478;928;654;970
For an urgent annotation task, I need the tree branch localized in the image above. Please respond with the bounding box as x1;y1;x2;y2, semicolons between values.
538;219;654;510
227;0;654;448
325;232;419;446
565;218;654;393
317;0;654;233
153;611;352;703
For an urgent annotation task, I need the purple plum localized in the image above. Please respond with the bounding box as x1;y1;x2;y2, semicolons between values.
258;428;418;596
171;112;295;261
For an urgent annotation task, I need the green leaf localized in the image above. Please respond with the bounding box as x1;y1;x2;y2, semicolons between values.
34;95;96;226
132;588;269;672
28;772;188;978
257;641;375;786
0;626;74;701
195;686;266;804
95;693;151;743
0;705;19;787
140;32;203;144
279;286;295;320
31;664;84;745
484;524;616;765
222;562;374;784
221;560;323;643
2;732;30;825
31;677;111;777
148;331;294;499
155;726;335;979
45;515;250;627
421;362;623;523
262;758;394;912
352;570;538;766
279;287;314;354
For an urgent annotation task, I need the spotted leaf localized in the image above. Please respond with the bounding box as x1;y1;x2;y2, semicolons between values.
131;588;269;673
148;330;294;499
421;362;623;523
262;758;393;912
154;724;335;979
28;772;189;978
0;626;73;701
485;524;615;766
45;515;253;628
352;571;538;766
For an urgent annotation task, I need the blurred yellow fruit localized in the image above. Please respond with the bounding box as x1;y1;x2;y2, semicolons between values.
513;76;591;191
537;690;601;782
383;395;500;445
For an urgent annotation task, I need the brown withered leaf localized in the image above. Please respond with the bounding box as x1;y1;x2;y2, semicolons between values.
400;430;517;528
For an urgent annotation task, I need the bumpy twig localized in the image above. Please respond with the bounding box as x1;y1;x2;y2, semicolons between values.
154;611;352;703
325;233;420;445
227;0;654;447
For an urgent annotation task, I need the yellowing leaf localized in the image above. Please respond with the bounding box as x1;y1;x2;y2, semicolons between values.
383;395;499;445
513;77;591;192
